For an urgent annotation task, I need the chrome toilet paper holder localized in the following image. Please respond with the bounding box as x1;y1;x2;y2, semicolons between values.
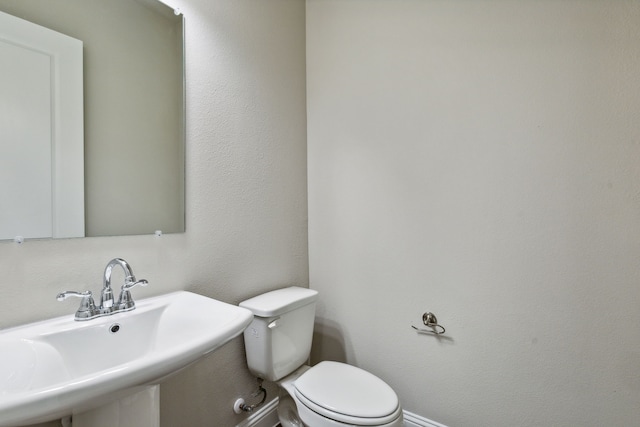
411;312;446;335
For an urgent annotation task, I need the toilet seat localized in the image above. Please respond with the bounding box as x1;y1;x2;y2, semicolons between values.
293;361;401;426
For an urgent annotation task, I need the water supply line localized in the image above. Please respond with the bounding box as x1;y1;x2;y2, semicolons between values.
233;378;267;414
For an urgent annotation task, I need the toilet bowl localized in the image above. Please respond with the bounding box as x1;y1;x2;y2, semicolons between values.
240;287;403;427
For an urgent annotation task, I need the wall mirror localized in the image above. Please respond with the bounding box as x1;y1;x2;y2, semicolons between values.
0;0;184;240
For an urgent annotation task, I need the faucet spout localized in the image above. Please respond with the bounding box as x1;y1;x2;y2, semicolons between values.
102;258;137;310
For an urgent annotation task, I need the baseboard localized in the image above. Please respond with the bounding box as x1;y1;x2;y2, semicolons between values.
403;410;448;427
235;397;280;427
234;397;448;427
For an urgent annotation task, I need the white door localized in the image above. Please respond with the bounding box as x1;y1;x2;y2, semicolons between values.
0;11;84;240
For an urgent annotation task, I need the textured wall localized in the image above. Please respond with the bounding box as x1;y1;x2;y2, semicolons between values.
0;0;307;426
307;1;640;426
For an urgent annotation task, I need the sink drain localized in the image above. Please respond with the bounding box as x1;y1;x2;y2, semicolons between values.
109;323;121;334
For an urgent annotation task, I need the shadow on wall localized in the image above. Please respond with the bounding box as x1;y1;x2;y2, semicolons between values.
310;317;348;365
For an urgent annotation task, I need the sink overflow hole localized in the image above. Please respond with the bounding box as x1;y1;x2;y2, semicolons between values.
109;323;121;334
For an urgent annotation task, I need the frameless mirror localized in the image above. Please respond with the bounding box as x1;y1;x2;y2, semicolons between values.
0;0;184;240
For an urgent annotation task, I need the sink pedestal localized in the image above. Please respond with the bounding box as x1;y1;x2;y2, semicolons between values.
71;386;159;427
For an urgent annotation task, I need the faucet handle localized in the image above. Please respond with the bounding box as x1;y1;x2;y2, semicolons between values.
56;290;98;321
123;278;148;291
116;279;148;311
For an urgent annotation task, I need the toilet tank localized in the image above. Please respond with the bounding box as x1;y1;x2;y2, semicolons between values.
239;287;318;381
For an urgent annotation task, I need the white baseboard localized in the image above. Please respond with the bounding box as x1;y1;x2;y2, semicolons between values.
403;410;448;427
235;397;448;427
234;397;280;427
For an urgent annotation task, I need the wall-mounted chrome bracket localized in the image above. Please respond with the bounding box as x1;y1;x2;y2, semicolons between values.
412;312;446;335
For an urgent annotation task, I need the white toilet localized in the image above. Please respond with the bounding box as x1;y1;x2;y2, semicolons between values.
240;286;403;427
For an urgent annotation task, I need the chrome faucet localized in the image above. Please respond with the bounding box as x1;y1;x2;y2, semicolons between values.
57;258;149;321
112;258;149;311
102;258;148;312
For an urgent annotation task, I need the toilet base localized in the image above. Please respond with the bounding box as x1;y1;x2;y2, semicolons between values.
277;392;305;427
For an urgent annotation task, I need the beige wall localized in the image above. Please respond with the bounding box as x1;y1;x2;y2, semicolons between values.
307;1;640;426
0;0;307;426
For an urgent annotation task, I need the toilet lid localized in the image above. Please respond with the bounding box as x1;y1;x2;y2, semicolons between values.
294;361;400;423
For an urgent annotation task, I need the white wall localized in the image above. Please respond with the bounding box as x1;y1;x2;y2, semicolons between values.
0;0;307;426
307;1;640;426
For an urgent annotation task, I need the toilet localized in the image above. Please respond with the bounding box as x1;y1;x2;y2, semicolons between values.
240;286;403;427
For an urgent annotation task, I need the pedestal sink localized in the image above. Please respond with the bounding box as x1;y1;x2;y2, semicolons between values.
0;291;254;427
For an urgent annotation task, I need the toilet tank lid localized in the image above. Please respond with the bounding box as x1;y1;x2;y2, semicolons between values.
239;286;318;317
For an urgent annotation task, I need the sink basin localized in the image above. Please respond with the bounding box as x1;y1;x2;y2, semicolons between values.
0;291;253;426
